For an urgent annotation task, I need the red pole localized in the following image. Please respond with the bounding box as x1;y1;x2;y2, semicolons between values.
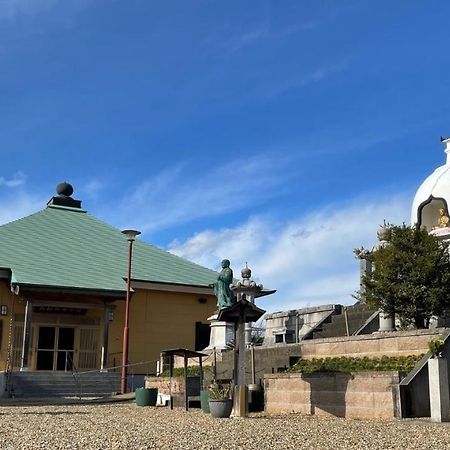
120;238;134;394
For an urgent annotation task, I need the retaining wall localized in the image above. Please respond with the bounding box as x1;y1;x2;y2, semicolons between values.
264;371;401;419
174;329;441;385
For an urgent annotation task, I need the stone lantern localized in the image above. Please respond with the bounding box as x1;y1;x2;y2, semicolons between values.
372;225;396;332
232;265;263;345
217;265;267;418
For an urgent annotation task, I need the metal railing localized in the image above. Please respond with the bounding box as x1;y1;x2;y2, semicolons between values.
73;359;159;399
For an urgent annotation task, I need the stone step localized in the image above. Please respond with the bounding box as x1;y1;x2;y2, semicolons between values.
311;304;377;340
9;371;121;398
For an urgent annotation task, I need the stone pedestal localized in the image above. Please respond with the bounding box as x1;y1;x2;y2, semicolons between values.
428;357;450;422
378;311;395;332
204;314;235;351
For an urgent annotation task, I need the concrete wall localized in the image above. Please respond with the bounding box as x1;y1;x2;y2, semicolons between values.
264;371;401;419
174;328;441;387
214;329;443;383
264;304;338;345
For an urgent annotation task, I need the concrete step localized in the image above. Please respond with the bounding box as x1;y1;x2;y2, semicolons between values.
311;304;377;340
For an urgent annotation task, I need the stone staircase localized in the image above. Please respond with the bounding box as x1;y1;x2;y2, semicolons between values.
310;303;377;340
9;371;121;398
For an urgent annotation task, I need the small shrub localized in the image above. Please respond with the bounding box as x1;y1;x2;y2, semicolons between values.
208;381;231;400
160;365;205;377
428;338;445;358
287;355;423;373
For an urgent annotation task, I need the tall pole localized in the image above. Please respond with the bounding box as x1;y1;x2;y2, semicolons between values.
121;238;134;394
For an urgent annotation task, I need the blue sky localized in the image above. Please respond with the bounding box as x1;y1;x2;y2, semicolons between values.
1;1;449;311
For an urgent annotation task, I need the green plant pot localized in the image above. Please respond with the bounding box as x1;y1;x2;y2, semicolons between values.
135;387;158;407
209;399;232;418
200;390;210;413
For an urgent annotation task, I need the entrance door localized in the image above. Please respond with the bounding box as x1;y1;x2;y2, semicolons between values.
36;326;75;371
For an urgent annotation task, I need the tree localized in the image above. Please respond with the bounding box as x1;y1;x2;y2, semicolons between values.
356;224;450;328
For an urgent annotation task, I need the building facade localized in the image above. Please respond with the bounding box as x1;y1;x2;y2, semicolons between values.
0;184;218;375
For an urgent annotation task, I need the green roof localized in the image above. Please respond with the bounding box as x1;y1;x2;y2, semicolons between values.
0;205;218;294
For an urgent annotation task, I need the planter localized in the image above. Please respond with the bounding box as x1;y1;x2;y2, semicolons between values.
208;399;232;418
200;390;210;413
135;387;158;407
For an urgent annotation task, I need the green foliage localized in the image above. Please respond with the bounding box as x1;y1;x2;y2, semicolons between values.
358;224;450;328
208;381;231;400
287;355;423;373
428;338;445;358
160;365;203;377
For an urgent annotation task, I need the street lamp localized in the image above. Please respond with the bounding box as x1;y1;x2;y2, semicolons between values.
120;229;141;394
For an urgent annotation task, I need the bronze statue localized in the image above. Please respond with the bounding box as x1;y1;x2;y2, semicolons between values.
211;259;235;309
437;208;450;228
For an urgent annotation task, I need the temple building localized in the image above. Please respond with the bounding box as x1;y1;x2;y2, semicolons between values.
411;137;450;237
0;183;217;378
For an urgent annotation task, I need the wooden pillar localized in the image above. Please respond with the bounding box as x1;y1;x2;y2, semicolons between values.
101;306;111;371
20;300;32;371
236;320;246;387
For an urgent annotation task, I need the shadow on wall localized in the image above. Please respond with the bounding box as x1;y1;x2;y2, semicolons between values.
303;372;354;417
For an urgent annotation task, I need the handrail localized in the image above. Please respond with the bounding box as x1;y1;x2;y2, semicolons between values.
77;359;158;376
73;359;159;398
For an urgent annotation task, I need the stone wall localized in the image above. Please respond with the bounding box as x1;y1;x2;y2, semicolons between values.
264;371;401;419
170;329;442;390
145;376;201;397
296;328;437;359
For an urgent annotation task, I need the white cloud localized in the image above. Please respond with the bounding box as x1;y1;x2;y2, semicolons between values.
0;0;58;19
168;193;411;313
0;0;93;21
115;153;295;234
0;191;45;224
0;171;25;187
80;179;104;200
266;62;347;98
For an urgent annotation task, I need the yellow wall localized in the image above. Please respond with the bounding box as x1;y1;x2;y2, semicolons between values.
0;281;20;369
108;289;216;372
0;280;216;373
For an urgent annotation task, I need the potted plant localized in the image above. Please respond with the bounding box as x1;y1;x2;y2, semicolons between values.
428;338;445;358
208;381;232;418
135;387;158;406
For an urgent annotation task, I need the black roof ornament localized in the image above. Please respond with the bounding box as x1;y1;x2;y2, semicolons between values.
47;182;82;209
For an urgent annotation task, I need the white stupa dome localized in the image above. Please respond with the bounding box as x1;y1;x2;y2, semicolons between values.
411;138;450;230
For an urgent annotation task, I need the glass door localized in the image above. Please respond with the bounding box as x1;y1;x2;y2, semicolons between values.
36;326;75;371
56;327;75;371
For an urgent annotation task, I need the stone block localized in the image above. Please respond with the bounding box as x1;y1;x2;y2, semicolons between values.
397;336;428;352
287;390;311;404
344;391;375;408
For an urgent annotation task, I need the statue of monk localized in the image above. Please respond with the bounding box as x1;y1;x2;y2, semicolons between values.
211;259;235;309
438;208;450;228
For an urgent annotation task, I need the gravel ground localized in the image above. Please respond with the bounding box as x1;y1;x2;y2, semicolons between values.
0;403;449;450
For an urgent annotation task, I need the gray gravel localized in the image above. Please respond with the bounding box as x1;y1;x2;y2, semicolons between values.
0;403;449;450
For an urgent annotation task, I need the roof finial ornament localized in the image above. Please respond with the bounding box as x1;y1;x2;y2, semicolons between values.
56;181;74;197
47;181;82;209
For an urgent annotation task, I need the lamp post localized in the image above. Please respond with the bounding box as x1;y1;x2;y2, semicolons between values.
120;229;141;394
